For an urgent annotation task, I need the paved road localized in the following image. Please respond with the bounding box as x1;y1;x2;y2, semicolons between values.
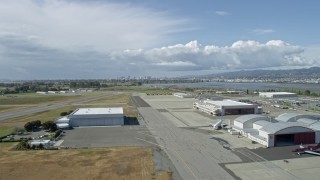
138;107;241;180
0;93;118;121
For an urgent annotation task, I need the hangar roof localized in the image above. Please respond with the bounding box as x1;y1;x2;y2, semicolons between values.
253;120;272;126
204;99;254;107
234;114;268;123
72;108;123;115
276;113;317;122
309;122;320;131
260;122;311;134
276;113;302;122
297;118;318;125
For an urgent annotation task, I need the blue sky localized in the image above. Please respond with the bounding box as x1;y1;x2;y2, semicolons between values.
0;0;319;79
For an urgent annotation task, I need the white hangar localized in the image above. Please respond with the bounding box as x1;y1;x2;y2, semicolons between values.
233;113;320;147
56;107;124;128
259;92;297;98
193;99;260;116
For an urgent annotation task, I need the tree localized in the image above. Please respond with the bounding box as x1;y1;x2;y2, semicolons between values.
33;120;41;128
305;90;311;96
24;122;33;132
42;121;57;131
60;112;68;116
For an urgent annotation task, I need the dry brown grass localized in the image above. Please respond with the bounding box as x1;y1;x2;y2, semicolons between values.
0;143;172;180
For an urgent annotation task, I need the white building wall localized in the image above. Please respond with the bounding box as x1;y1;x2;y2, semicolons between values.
253;124;263;130
234;121;243;129
315;131;320;144
267;134;275;147
70;117;124;127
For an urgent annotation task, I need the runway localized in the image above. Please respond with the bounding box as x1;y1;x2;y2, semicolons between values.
137;99;242;180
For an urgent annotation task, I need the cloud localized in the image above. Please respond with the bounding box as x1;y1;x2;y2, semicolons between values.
0;1;318;79
0;33;318;79
215;11;231;16
252;29;275;35
0;0;188;51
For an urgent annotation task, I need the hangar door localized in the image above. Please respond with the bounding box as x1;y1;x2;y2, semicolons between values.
274;132;315;146
225;108;254;115
71;118;123;126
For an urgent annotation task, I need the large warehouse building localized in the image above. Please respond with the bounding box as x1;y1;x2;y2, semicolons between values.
56;107;124;128
193;99;260;116
232;113;320;147
259;92;297;98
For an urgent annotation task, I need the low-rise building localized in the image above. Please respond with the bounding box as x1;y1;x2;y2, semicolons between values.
259;92;297;98
193;99;260;116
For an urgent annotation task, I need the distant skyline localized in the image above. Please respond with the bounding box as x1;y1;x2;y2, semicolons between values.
0;0;320;79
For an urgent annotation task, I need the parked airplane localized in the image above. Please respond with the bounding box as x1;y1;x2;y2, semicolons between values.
209;120;227;130
292;143;320;156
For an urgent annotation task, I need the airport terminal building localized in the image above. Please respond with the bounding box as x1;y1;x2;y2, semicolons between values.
232;113;320;147
193;99;260;116
56;107;124;128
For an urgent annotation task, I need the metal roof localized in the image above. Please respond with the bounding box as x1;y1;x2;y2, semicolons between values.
72;108;123;115
234;114;269;123
309;122;320;131
276;113;302;122
276;113;318;122
253;120;272;126
204;99;254;107
297;118;318;125
260;122;312;134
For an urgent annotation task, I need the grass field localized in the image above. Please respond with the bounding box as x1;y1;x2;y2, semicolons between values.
0;126;14;137
0;143;172;180
0;92;138;133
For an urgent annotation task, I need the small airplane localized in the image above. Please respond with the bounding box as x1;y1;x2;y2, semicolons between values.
292;143;320;156
209;120;227;130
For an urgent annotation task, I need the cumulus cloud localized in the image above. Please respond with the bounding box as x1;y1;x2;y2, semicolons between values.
0;34;318;79
0;1;318;79
252;29;275;35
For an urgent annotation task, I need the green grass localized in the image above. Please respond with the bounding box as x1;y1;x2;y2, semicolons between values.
0;126;14;137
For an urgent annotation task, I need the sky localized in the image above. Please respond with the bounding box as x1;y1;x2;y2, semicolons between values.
1;0;320;79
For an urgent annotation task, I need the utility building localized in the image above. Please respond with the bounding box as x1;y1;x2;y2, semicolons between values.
194;99;260;116
259;92;297;98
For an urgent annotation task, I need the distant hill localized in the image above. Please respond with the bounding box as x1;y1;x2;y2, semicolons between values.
200;67;320;79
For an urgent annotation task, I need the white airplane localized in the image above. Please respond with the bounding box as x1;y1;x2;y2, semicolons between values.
209;120;224;130
293;144;320;156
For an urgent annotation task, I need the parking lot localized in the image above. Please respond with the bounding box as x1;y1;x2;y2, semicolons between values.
60;125;157;148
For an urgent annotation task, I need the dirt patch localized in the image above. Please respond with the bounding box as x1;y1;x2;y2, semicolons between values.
0;143;172;180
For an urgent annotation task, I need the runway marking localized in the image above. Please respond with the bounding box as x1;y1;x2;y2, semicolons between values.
135;137;199;180
171;149;199;180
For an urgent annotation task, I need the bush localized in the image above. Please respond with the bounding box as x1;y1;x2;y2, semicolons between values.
54;130;62;138
60;112;68;116
15;140;29;150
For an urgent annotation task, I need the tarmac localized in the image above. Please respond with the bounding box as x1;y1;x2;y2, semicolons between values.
135;94;320;180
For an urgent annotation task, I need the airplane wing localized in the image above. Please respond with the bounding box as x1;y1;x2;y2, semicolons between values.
304;150;320;156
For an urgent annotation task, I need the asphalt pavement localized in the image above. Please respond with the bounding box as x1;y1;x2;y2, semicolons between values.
138;106;242;180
